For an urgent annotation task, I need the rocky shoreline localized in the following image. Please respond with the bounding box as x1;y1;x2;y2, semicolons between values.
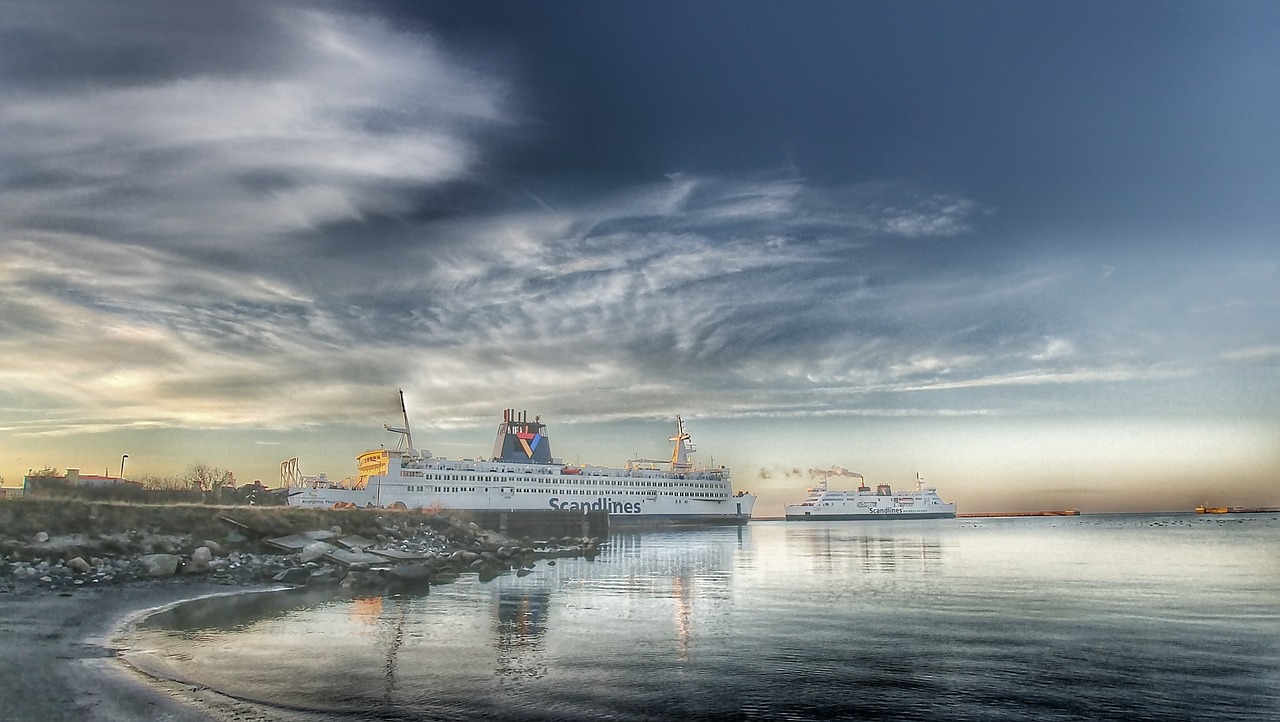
0;499;605;721
1;499;603;597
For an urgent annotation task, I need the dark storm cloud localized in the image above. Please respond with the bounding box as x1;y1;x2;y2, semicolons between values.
0;1;301;89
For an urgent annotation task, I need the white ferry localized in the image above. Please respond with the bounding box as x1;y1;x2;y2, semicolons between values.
286;391;756;526
784;472;956;521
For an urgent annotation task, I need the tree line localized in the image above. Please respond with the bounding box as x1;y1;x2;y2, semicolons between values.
19;463;287;505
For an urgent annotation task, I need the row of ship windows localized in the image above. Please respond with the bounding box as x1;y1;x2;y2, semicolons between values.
402;485;727;498
816;500;942;506
401;472;723;489
418;466;715;480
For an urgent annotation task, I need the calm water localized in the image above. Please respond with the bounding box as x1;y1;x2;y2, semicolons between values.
128;515;1280;721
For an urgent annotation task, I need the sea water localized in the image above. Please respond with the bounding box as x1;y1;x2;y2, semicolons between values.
128;514;1280;721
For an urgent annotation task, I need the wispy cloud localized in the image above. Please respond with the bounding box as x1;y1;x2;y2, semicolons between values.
1;0;1270;448
1;3;505;250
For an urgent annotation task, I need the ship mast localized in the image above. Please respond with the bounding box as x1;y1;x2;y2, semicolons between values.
384;388;418;457
670;416;695;472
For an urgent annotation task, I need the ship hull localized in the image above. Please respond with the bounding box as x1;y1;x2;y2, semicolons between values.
609;513;752;527
785;510;956;521
288;477;756;527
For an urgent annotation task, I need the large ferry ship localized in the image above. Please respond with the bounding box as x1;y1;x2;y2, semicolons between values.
286;391;756;526
784;472;956;521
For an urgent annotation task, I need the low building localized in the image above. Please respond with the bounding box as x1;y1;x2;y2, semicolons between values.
23;468;143;494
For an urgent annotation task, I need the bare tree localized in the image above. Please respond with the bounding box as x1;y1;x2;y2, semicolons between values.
137;473;189;491
181;462;230;493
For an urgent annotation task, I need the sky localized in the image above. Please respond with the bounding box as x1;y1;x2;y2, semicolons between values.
1;0;1277;513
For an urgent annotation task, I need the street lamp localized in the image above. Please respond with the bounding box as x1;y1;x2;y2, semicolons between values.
120;454;129;480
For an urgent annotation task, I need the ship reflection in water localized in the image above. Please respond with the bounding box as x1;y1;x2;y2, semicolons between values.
800;527;944;575
124;516;1280;722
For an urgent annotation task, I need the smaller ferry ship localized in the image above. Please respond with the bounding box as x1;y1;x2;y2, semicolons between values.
784;472;956;521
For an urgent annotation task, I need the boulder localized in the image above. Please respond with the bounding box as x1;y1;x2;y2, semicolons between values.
34;532;49;543
272;567;311;585
299;541;335;563
340;570;389;595
183;546;213;573
306;567;341;587
66;557;92;574
139;554;180;577
388;564;432;592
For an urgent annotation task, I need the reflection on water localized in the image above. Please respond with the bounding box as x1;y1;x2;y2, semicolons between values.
126;515;1280;721
494;588;550;683
798;527;943;575
140;586;344;636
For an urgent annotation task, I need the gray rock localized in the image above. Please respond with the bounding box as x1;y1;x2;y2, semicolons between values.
34;531;49;543
201;540;224;555
305;567;341;587
388;564;432;591
66;557;92;574
139;553;180;577
340;570;389;594
300;541;335;563
272;567;311;585
180;547;213;574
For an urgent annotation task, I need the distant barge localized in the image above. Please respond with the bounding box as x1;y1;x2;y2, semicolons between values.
956;509;1080;518
1195;505;1280;514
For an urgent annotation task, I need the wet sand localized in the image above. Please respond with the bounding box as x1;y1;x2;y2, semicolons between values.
0;583;312;722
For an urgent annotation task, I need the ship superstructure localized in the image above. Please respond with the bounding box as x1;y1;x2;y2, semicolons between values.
784;472;956;521
286;391;756;526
